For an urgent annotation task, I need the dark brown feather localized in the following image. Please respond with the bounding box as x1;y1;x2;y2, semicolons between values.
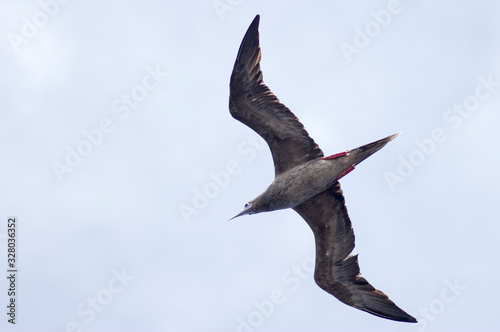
230;15;416;323
229;15;323;175
293;182;417;323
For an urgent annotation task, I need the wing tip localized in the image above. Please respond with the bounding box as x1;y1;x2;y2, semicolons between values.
252;14;260;26
387;132;401;141
236;15;260;62
362;306;418;323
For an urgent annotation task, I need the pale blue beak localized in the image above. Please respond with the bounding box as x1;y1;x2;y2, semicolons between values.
228;203;253;221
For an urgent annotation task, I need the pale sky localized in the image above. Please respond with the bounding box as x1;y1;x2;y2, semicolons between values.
1;0;500;331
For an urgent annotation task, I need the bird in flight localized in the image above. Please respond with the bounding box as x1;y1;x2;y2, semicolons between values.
228;15;416;323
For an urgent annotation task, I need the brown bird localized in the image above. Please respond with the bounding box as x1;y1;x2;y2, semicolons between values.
228;15;416;323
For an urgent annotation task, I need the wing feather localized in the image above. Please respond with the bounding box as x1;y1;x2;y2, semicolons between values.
293;182;417;323
229;15;323;175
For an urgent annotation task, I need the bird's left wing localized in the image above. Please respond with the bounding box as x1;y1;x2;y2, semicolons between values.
229;15;323;175
293;182;417;323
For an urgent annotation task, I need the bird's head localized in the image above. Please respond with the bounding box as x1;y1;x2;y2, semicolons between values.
228;202;255;220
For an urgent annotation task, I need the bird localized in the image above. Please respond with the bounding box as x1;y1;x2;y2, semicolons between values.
228;15;417;323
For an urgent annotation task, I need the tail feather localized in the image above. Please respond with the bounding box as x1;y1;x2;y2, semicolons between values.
347;133;400;167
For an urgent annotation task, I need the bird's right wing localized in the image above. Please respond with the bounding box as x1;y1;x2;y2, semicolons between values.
229;15;323;175
293;182;417;323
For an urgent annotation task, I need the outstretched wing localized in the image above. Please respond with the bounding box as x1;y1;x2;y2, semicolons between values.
229;15;323;175
293;182;417;323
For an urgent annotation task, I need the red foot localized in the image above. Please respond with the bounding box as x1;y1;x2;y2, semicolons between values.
336;165;355;180
321;151;347;160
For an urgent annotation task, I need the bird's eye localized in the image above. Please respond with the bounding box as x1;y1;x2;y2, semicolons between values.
244;203;249;208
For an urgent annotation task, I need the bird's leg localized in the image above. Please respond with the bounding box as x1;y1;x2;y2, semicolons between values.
336;165;355;180
321;151;348;160
322;151;354;182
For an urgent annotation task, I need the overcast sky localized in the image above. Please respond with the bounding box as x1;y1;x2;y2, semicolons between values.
1;0;500;331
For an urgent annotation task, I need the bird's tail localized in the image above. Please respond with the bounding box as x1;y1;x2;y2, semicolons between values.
346;133;400;167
